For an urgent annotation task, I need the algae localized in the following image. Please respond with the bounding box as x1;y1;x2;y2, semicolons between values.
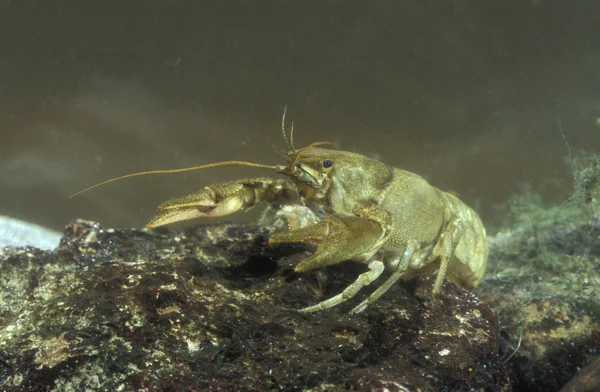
477;150;600;391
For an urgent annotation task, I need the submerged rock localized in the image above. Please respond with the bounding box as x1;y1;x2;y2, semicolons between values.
0;219;509;391
477;211;600;392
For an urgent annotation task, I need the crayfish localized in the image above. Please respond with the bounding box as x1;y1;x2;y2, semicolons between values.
73;111;488;313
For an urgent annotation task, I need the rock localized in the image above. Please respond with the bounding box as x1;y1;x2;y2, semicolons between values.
0;219;509;391
559;356;600;392
0;215;61;250
477;212;600;392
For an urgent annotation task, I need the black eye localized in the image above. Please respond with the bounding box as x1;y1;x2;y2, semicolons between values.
322;159;333;168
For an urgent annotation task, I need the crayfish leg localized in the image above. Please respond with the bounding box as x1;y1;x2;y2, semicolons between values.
430;218;464;294
300;260;385;313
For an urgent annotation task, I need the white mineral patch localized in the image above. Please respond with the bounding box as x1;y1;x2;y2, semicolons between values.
0;215;61;250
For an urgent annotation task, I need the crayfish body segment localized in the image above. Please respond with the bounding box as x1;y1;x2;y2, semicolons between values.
144;118;488;313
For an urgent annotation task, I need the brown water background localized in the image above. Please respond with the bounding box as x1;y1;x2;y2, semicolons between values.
1;1;599;232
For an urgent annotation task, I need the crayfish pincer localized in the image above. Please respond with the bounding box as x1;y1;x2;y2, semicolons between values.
72;111;488;314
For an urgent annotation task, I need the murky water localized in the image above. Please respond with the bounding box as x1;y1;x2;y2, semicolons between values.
1;0;599;233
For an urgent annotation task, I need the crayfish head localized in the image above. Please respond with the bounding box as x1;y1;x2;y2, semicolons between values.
278;144;394;214
277;145;337;192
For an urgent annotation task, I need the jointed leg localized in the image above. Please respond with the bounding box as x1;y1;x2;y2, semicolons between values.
270;210;389;272
431;218;463;294
269;209;390;311
350;241;421;314
300;260;385;312
147;178;297;228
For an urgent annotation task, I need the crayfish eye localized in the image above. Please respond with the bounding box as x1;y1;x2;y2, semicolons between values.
322;159;333;169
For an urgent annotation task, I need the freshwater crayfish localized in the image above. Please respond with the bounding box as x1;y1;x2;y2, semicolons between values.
73;110;489;313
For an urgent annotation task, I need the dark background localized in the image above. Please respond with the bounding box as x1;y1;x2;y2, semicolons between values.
1;0;599;231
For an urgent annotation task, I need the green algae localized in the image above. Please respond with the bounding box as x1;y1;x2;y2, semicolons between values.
477;150;600;391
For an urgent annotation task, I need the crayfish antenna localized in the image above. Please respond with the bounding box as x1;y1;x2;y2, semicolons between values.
68;161;278;198
281;105;293;152
269;137;287;158
289;121;296;151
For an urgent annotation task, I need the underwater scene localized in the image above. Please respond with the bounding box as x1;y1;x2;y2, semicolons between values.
1;1;599;391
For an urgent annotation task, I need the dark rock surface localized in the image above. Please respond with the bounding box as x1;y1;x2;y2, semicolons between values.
0;219;509;391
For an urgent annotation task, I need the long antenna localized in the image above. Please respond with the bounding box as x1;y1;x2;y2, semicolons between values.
281;106;292;151
289;120;296;151
69;161;278;198
270;138;287;158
